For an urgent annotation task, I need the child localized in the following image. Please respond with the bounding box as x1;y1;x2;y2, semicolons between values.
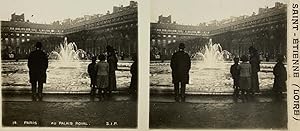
88;56;97;96
273;55;287;95
95;54;109;100
238;55;252;101
230;57;240;98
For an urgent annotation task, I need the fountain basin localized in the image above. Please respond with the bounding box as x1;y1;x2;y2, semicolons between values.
2;60;133;94
150;61;277;94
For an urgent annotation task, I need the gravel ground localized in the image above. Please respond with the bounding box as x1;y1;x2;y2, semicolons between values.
2;99;137;128
2;93;287;129
150;96;287;129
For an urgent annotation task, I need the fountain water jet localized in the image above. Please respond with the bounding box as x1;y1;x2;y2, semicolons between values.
194;39;231;68
49;37;86;68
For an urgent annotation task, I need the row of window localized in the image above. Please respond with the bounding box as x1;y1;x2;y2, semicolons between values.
3;33;30;37
107;23;136;31
6;27;63;33
2;37;30;43
213;22;285;34
65;13;137;33
154;28;209;35
151;39;177;44
2;33;51;38
212;13;285;34
152;34;177;38
246;13;283;26
2;11;137;35
66;22;136;34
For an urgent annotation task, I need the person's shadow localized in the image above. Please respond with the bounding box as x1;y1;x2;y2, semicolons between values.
32;96;43;102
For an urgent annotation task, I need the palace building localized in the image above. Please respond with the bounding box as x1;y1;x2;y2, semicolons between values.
1;13;64;59
210;2;287;58
150;2;287;60
150;15;210;60
1;1;138;60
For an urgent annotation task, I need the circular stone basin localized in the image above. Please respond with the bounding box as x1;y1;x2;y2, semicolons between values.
150;61;277;94
2;60;133;93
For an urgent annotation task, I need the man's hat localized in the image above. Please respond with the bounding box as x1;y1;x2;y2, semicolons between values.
277;54;284;62
106;45;114;52
91;56;97;61
179;43;185;49
35;42;42;48
240;55;248;62
249;46;257;53
233;57;239;62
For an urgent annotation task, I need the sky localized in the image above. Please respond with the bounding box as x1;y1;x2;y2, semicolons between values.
151;0;288;25
0;0;131;24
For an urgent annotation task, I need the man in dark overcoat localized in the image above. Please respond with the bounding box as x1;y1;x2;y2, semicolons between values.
106;45;118;96
249;46;260;93
129;53;138;97
28;42;48;101
88;56;97;96
170;43;191;102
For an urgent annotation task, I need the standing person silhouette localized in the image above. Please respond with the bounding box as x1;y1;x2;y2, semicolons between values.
129;53;138;97
106;45;118;96
28;42;48;101
273;55;287;96
170;43;191;102
88;56;97;97
238;55;252;101
230;57;240;98
95;54;109;100
249;46;260;94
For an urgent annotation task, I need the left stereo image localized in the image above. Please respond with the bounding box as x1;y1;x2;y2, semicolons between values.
1;0;138;128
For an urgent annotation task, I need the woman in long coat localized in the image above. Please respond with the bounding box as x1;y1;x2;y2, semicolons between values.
273;55;287;94
238;55;252;101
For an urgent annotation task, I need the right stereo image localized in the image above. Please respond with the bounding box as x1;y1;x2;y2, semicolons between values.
149;0;287;129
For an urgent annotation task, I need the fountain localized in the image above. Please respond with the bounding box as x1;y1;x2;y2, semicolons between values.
49;37;86;68
194;39;231;68
150;38;275;94
1;37;132;93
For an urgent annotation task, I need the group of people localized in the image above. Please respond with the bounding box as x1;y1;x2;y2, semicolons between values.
87;45;118;100
27;41;286;102
230;47;287;100
27;42;137;101
170;43;287;102
230;46;261;100
87;45;137;100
